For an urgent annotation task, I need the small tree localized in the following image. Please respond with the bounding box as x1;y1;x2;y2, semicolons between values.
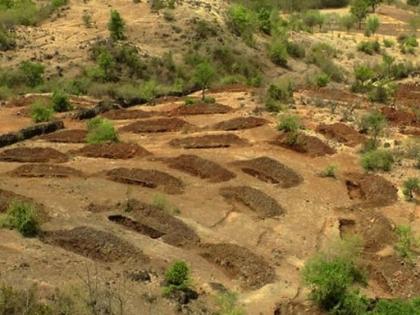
360;111;387;145
340;14;356;32
365;15;380;37
108;10;125;40
19;61;44;87
193;61;216;100
1;201;40;237
367;0;382;12
30;101;54;123
351;0;369;29
395;225;419;264
402;177;419;201
163;260;191;295
52;90;72;112
86;117;119;144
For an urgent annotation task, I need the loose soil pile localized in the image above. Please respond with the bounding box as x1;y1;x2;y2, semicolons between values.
0;147;68;163
169;134;247;149
220;186;285;218
169;103;232;116
105;168;184;194
381;107;419;127
317;123;365;147
120;118;192;133
0;189;41;213
233;157;303;188
102;109;158;120
212;117;268;131
41;226;147;263
72;143;151;159
161;155;236;183
345;173;398;207
108;214;164;239
41;129;87;143
270;133;336;157
8;164;84;178
200;243;275;289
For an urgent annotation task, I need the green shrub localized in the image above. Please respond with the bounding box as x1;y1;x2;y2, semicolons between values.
368;80;396;104
365;15;380;37
383;38;395;48
286;41;306;59
321;165;337;178
1;201;40;237
265;80;294;112
302;10;325;31
398;34;418;54
86;117;119;144
227;4;256;43
269;39;288;67
19;61;44;87
314;72;330;87
52;90;72;112
216;291;245;315
402;177;419;201
194;61;216;100
357;40;381;55
306;43;344;82
30;101;54;123
359;111;387;142
277;114;301;133
361;149;394;172
0;26;15;51
371;298;420;315
340;14;356;31
108;10;125;40
163;261;191;295
395;225;419;264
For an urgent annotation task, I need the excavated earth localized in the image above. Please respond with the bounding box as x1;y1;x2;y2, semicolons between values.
72;142;151;159
0;147;69;163
169;134;248;149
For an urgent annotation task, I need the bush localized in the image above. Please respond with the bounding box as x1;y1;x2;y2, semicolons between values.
227;4;256;42
163;261;190;295
1;201;40;237
314;72;330;87
383;38;395;48
395;225;419;264
108;10;125;40
402;177;419;201
321;165;337;178
361;149;394;172
269;39;288;67
368;80;396;104
86;117;119;144
306;43;344;82
398;34;418;54
52;90;72;112
0;27;16;51
266;79;294;111
286;41;306;59
30;101;54;123
357;40;381;55
194;61;216;100
277;114;301;133
216;291;245;315
19;61;44;87
371;298;420;315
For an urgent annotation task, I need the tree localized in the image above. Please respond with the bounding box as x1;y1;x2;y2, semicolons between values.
193;62;216;100
351;0;369;29
402;178;419;201
367;0;382;12
340;14;356;32
360;111;387;144
108;10;125;40
365;15;380;36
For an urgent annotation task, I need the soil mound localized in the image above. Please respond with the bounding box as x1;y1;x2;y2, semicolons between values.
162;155;236;182
200;243;275;289
102;109;158;120
73;143;150;159
108;215;164;239
345;173;398;207
213;117;268;131
0;147;68;163
9;164;84;178
233;157;303;188
169;134;247;149
395;83;420;107
105;168;184;194
169;103;231;116
120;118;192;133
41;226;147;263
220;186;285;218
0;189;41;213
317;123;365;147
270;133;336;157
41;129;87;143
381;107;419;127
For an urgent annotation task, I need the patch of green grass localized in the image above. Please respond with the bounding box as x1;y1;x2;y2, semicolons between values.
86;117;119;144
1;200;40;237
361;149;394;172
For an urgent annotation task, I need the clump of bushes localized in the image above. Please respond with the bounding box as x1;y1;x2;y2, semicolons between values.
227;4;256;44
306;43;344;82
357;40;381;55
86;117;119;144
402;177;419;201
398;34;418;54
52;90;72;112
1;201;40;237
30;101;54;123
269;39;288;67
361;149;394;172
265;79;294;112
395;225;419;264
277;114;302;144
108;10;125;40
320;165;337;178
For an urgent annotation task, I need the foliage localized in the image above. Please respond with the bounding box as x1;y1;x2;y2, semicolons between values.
108;10;125;40
1;200;39;237
302;10;325;31
402;177;419;201
350;0;369;29
30;101;54;123
265;79;294;112
193;61;216;100
52;89;72;112
314;72;330;87
398;34;418;54
361;149;394;172
227;4;256;43
321;165;337;178
359;111;387;140
86;117;119;144
216;291;245;315
306;43;344;82
163;261;191;295
357;40;381;55
19;61;44;87
277;114;301;133
394;225;419;264
365;15;380;36
269;39;288;66
340;14;356;31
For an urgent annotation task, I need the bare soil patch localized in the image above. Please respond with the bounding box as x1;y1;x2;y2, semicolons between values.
120;118;192;133
161;155;236;183
5;95;51;108
270;133;336;157
200;243;275;290
169;134;247;149
0;189;42;213
169;103;232;116
233;157;303;188
317;123;365;147
345;173;398;208
220;186;285;218
209;84;251;93
0;147;68;163
102;109;159;120
212;117;268;131
41;129;87;143
381;107;419;127
8;164;84;178
105;168;184;194
72;143;151;159
41;226;148;263
302;87;363;104
395;83;420;108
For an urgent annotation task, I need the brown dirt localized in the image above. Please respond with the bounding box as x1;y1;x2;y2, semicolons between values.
274;302;323;315
41;129;87;143
220;186;285;218
302;87;363;104
200;243;275;290
270;133;336;157
212;117;268;131
161;154;236;183
317;123;366;147
233;157;303;188
114;199;200;248
8;164;84;178
345;173;398;208
209;84;251;93
169;103;232;116
381;107;419;127
120;118;192;133
5;95;51;108
72;143;151;159
102;109;159;120
0;189;44;214
169;134;248;149
109;214;164;239
41;226;148;263
105;168;184;194
0;147;68;163
395;83;420;108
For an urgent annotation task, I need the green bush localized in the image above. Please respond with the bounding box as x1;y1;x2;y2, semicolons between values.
402;177;419;201
1;201;40;237
86;117;119;144
357;40;381;55
108;10;125;40
0;26;16;51
277;114;301;133
361;149;394;172
395;225;419;264
216;291;245;315
163;261;191;295
398;34;418;54
227;4;256;42
314;72;330;87
286;41;306;59
306;43;344;82
383;38;395;48
30;101;54;123
371;298;420;315
19;61;44;87
368;81;396;104
269;39;288;67
193;61;216;100
266;80;294;111
321;165;337;178
52;90;72;112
